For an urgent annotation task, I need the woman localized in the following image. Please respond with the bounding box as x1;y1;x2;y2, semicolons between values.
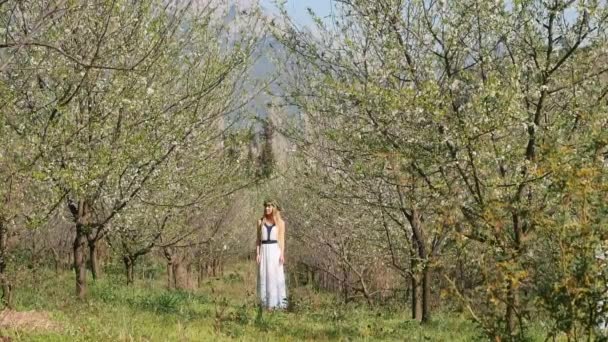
256;199;287;309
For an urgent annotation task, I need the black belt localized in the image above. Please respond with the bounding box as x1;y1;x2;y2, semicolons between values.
262;240;277;244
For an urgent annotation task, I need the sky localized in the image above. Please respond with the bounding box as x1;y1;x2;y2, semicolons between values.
190;0;333;25
260;0;334;28
214;0;580;27
255;0;580;28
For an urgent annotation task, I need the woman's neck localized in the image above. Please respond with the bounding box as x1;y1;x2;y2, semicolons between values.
264;214;274;223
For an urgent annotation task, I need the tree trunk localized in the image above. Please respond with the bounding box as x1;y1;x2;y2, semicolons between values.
421;265;431;323
198;263;204;287
67;252;72;270
294;271;300;287
166;261;175;289
507;212;522;337
70;199;92;300
164;248;175;289
411;269;422;321
458;255;466;294
50;247;60;274
308;268;314;287
410;242;422;321
123;255;135;285
455;224;467;294
410;209;430;323
342;267;349;303
73;224;87;300
89;238;99;281
187;263;193;288
173;259;186;289
173;262;179;288
0;219;12;308
506;279;518;338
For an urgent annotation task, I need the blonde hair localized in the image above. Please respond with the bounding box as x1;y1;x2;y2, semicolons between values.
262;200;283;224
258;200;286;253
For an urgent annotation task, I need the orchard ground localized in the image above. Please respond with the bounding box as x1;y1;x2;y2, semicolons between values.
0;261;562;341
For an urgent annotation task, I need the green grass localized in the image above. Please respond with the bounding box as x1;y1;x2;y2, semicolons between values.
0;262;547;341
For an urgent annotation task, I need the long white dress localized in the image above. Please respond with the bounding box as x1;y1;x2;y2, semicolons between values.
258;222;288;309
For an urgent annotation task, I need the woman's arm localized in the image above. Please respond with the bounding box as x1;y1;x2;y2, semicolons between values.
278;220;285;256
255;220;261;262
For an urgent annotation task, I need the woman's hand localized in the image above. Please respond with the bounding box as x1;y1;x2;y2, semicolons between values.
256;254;260;264
279;253;284;265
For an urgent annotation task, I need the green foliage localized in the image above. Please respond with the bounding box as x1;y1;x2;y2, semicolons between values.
1;0;262;302
273;0;608;339
135;291;193;315
222;272;244;284
2;265;490;341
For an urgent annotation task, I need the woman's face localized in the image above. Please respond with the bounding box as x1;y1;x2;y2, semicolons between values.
265;204;274;216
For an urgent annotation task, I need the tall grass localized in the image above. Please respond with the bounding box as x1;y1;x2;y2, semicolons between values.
0;263;533;341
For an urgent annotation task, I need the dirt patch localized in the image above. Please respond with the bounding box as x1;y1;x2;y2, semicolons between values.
0;309;62;332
